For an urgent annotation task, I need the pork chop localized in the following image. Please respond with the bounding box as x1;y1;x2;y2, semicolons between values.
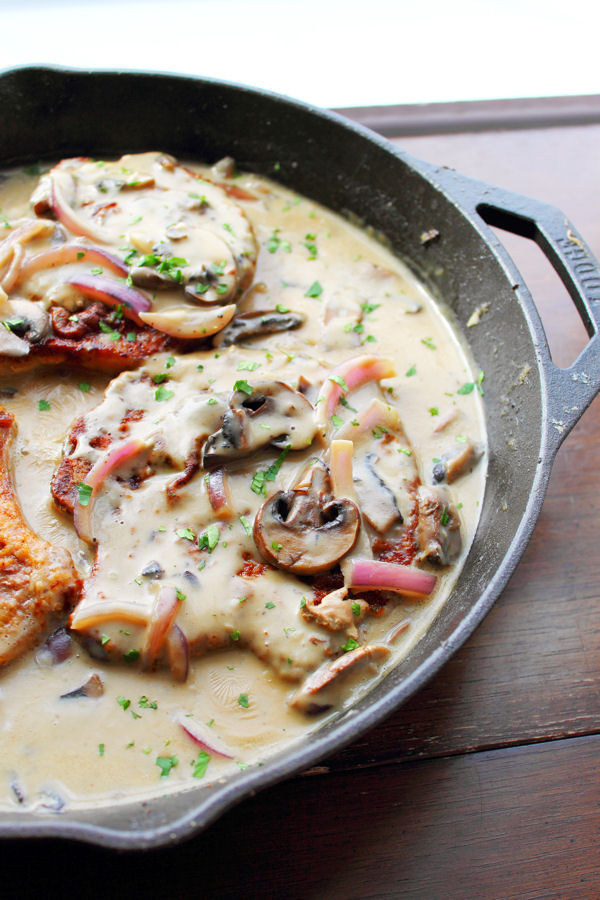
0;409;80;665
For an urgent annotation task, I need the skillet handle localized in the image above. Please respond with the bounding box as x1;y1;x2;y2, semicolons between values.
435;170;600;450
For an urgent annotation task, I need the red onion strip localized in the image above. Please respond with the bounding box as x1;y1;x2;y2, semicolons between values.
142;585;181;670
349;558;437;598
329;439;357;501
70;600;150;631
175;713;234;758
316;355;396;425
50;171;106;243
67;274;151;324
207;468;234;519
73;439;149;543
18;245;128;285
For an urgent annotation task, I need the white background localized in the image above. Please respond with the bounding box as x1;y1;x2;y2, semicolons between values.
0;0;598;108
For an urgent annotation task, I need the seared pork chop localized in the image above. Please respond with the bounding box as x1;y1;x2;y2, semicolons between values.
0;410;80;665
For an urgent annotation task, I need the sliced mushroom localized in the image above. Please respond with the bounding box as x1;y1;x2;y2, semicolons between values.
432;439;482;484
253;461;360;574
290;643;390;713
202;380;317;467
353;452;401;533
1;299;50;344
60;673;104;699
0;324;30;356
302;587;368;632
138;304;236;339
416;485;461;565
212;309;306;347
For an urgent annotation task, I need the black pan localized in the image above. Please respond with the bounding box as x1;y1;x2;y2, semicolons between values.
1;66;599;849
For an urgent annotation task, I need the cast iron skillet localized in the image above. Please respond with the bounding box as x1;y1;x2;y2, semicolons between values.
1;67;600;849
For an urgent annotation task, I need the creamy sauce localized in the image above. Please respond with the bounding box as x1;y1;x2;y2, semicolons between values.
0;158;486;812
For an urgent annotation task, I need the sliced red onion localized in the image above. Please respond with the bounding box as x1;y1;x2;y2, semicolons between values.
35;626;73;667
70;599;150;631
207;468;233;518
384;619;411;644
175;712;234;759
73;439;149;543
329;439;357;501
50;170;106;243
142;585;181;670
165;624;190;682
348;558;437;598
316;355;396;426
67;274;151;323
18;245;128;284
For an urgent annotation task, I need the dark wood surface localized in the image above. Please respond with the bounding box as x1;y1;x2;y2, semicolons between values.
4;117;600;899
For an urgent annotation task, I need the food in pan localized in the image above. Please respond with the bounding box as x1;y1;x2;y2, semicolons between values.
0;153;485;810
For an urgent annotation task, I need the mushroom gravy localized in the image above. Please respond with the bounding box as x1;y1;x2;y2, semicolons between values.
0;158;486;812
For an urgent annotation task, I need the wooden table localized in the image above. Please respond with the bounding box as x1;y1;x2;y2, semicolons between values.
5;101;600;899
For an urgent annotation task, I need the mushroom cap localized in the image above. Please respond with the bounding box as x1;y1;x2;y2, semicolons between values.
253;468;360;574
213;308;306;347
202;380;317;467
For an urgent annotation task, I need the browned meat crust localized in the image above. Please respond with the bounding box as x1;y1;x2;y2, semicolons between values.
0;303;204;375
0;410;81;665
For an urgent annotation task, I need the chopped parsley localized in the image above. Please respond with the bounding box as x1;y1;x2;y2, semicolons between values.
156;755;178;778
341;637;359;653
192;750;211;779
397;447;412;456
421;336;436;350
360;302;379;314
405;364;417;377
240;515;253;537
429;407;439;416
198;524;220;552
440;507;450;526
155;385;174;402
230;630;241;642
233;379;253;395
98;320;120;341
304;280;322;298
265;601;275;609
90;266;103;276
76;482;93;507
329;375;348;392
237;360;261;372
275;304;290;313
331;413;344;429
351;602;361;616
237;694;249;709
78;382;91;393
176;589;186;602
38;399;51;411
98;743;105;757
117;696;131;711
250;444;291;495
123;649;141;663
152;373;168;384
138;696;158;709
456;382;475;395
176;527;195;541
271;541;283;552
166;356;175;369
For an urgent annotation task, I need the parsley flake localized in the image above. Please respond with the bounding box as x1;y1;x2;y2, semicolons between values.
76;482;92;507
304;280;322;298
156;755;178;778
198;524;220;553
237;694;249;709
192;750;211;779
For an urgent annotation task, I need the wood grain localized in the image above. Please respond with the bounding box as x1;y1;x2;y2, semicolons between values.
7;735;600;899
